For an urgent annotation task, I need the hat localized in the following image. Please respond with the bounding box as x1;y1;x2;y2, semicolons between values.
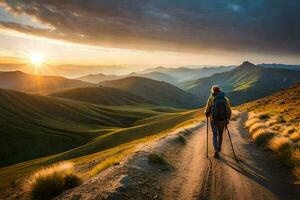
210;85;221;93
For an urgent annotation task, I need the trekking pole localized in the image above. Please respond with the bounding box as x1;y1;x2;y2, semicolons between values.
206;117;209;158
226;125;238;162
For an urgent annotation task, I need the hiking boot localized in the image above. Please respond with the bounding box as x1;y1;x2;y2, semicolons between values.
213;152;219;158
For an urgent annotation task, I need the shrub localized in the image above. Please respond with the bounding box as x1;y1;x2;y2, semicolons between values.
259;113;270;120
252;128;276;145
282;126;296;135
148;153;167;165
249;122;267;135
148;153;172;171
245;118;260;128
25;162;81;200
177;135;186;144
268;137;291;153
290;132;300;142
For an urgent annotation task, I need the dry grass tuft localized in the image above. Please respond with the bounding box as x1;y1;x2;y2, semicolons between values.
24;162;81;200
282;126;296;135
249;122;267;135
90;158;120;176
245;118;260;128
268;137;291;152
266;119;278;127
252;128;276;145
290;132;300;142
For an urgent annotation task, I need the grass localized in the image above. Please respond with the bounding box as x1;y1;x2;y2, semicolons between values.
177;135;187;144
239;84;300;181
24;162;81;200
0;90;203;189
148;153;173;171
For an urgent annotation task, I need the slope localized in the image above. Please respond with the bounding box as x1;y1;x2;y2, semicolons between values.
0;88;164;167
48;86;155;106
0;71;93;92
100;76;200;108
140;66;235;82
181;61;300;105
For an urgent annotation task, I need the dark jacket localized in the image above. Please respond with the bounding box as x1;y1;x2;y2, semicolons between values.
204;92;232;120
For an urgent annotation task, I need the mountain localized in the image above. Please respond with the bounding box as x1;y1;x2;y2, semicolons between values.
128;71;177;84
76;66;235;85
76;71;177;85
259;63;300;71
100;76;200;108
76;73;120;83
181;61;300;105
0;71;93;93
139;66;235;82
48;86;155;106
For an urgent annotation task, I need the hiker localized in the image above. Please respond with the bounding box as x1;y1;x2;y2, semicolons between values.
205;85;231;158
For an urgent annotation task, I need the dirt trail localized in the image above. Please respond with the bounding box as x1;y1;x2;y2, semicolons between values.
57;112;300;200
158;112;300;200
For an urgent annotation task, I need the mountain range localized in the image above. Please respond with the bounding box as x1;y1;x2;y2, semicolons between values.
0;71;93;93
77;66;235;85
100;76;200;108
181;61;300;105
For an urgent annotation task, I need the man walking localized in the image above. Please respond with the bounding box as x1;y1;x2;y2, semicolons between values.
205;85;231;158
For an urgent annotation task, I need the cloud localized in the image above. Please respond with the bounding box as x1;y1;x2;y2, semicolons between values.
1;0;300;55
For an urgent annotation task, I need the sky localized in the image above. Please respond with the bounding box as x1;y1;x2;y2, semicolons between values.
0;0;299;76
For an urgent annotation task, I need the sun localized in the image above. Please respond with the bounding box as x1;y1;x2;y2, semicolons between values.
29;53;44;66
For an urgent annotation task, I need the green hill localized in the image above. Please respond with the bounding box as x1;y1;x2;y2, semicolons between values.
181;61;300;105
100;76;200;108
0;71;93;92
0;88;165;167
0;88;202;188
48;86;155;106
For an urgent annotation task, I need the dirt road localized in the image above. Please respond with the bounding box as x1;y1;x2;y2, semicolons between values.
158;112;300;200
57;112;300;200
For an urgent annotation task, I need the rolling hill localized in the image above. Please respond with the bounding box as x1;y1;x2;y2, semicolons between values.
140;66;235;82
76;71;177;85
0;71;93;93
76;73;120;83
100;76;201;108
181;61;300;105
76;66;234;85
0;87;202;189
48;86;155;106
0;88;163;167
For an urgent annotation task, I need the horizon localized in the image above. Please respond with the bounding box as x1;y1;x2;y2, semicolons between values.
1;1;300;77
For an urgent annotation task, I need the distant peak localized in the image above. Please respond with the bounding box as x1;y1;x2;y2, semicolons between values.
240;61;256;67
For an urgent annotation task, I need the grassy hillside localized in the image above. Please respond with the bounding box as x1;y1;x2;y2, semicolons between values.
181;61;300;105
239;83;300;180
0;71;93;92
0;88;202;188
100;76;201;108
48;86;155;106
0;88;168;167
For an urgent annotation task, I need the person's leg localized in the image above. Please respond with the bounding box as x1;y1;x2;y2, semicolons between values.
217;121;225;152
210;120;219;152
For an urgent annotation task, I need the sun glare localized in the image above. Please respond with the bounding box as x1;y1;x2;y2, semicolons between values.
29;53;44;66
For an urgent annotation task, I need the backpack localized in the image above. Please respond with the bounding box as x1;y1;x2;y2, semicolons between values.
211;95;228;121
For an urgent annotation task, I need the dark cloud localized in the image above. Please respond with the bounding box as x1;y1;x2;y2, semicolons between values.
1;0;300;54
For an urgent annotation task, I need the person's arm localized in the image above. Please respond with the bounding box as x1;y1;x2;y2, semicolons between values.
225;97;232;120
204;96;212;117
